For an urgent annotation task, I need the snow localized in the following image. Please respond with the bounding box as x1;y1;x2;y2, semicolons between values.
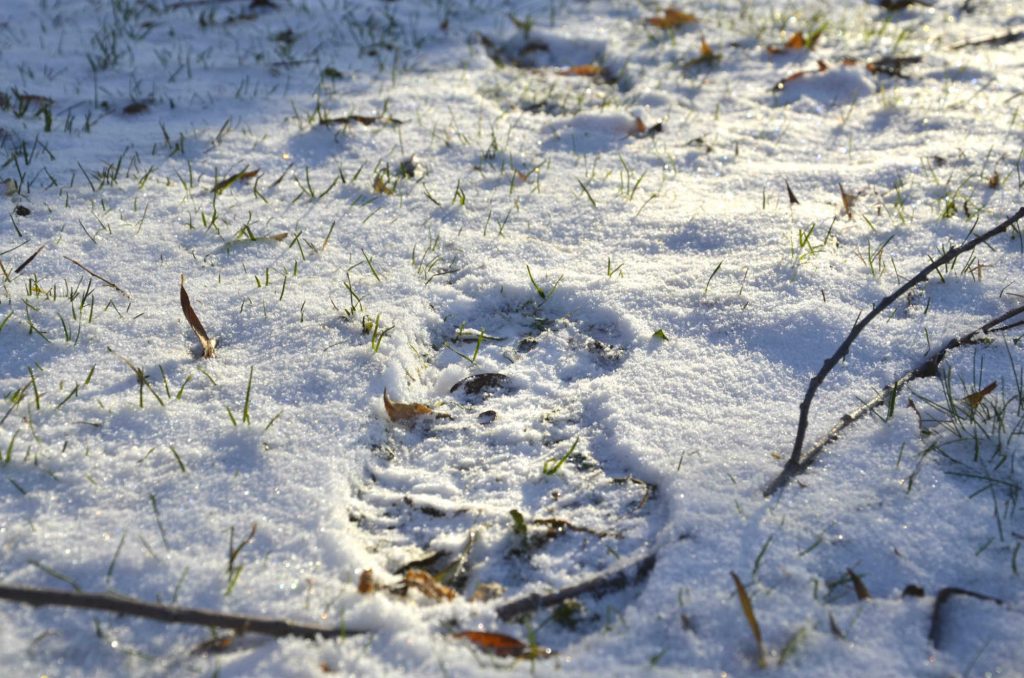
1;0;1023;675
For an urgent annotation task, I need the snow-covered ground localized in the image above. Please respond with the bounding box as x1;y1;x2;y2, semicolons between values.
1;0;1023;675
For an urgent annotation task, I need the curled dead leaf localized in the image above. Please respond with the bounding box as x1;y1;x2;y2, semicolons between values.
964;381;997;409
767;31;806;54
357;569;375;594
372;174;395;195
404;569;456;601
839;182;857;218
773;59;829;92
180;275;216;358
382;390;433;422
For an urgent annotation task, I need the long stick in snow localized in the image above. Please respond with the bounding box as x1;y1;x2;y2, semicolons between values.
495;551;657;620
764;302;1024;496
771;206;1024;496
0;584;358;639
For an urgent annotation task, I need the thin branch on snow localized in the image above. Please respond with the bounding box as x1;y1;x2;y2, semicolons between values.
764;300;1024;496
0;584;359;639
928;587;1005;649
495;551;657;620
773;206;1024;496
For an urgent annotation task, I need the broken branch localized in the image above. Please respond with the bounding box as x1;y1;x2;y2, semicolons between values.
777;207;1024;495
63;256;130;297
0;584;359;639
765;300;1024;496
495;551;656;620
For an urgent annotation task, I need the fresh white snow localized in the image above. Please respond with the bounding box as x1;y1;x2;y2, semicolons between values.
1;0;1023;675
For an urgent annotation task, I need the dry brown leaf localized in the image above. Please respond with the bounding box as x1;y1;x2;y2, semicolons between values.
372;174;394;195
630;119;664;138
123;101;149;115
180;275;216;358
357;569;376;594
557;63;601;77
211;169;259;195
470;582;505;602
190;634;236;655
847;568;871;600
839;182;857;218
404;569;456;601
646;8;698;29
773;59;829;92
452;630;553;658
383;390;433;422
767;31;806;54
699;37;715;59
730;571;766;668
964;381;997;409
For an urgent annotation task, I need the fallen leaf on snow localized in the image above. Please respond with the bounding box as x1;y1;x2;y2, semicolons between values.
963;381;997;409
404;569;456;601
470;582;505;602
212;168;259;195
180;275;217;358
629;117;664;138
683;37;720;67
773;59;829;92
357;569;376;594
452;630;553;658
766;31;808;54
847;568;871;600
382;390;433;422
839;183;857;218
557;63;601;77
646;8;698;29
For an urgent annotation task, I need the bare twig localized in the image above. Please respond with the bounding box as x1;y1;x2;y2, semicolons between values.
63;256;130;297
0;584;357;639
951;30;1024;50
495;551;656;620
928;587;1004;648
764;301;1024;496
779;207;1024;493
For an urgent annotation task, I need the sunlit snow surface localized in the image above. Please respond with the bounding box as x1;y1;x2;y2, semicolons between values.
0;1;1023;675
